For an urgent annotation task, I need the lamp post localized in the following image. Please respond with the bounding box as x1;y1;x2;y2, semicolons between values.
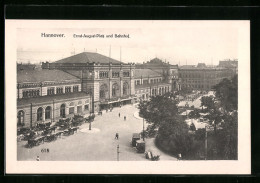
143;117;145;141
117;144;120;161
205;126;208;160
89;71;95;131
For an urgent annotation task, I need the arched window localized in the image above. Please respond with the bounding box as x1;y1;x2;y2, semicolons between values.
123;82;129;95
60;104;66;118
100;84;108;99
112;83;119;97
37;107;43;121
17;110;24;125
45;106;51;119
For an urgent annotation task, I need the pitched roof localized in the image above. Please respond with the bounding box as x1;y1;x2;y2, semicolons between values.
135;69;162;78
17;69;80;83
54;52;123;64
17;92;89;106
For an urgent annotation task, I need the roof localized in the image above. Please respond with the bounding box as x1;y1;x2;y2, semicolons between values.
17;92;89;106
54;52;123;64
17;69;80;83
135;69;162;78
179;65;227;70
135;82;171;89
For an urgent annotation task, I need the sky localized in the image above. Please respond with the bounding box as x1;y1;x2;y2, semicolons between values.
16;20;248;65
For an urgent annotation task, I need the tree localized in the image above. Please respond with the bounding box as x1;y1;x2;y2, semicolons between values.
139;93;194;158
139;94;180;136
188;109;201;119
214;74;238;112
201;95;215;111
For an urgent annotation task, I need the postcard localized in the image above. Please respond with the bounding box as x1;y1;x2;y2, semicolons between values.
5;20;250;174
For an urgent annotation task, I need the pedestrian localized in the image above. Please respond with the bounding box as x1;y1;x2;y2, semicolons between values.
124;116;126;121
36;155;40;161
177;153;182;160
115;133;119;140
119;113;120;117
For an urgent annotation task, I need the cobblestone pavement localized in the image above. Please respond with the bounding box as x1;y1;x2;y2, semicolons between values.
17;104;177;161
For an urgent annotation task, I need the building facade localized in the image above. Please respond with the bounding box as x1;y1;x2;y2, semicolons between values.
178;63;235;91
17;69;91;128
42;52;136;111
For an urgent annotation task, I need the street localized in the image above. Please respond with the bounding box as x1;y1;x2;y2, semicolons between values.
17;104;177;161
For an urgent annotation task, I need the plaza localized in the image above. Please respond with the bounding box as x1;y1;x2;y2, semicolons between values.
17;104;177;161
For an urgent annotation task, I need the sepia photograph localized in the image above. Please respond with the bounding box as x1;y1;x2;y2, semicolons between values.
5;20;250;174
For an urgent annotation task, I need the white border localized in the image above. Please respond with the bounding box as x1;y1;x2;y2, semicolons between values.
5;20;251;174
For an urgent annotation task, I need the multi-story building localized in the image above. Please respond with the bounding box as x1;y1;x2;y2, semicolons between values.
42;52;136;111
219;59;238;74
134;58;181;101
17;68;92;128
178;63;235;91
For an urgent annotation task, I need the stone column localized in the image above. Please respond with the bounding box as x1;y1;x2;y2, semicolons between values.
42;108;45;122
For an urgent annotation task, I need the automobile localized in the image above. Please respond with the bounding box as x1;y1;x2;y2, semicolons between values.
132;133;140;147
136;140;145;153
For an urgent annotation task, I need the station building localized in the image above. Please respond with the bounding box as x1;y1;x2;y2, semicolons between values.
178;63;235;91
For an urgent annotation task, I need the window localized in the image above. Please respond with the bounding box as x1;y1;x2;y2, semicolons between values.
45;106;51;119
47;88;55;95
17;110;24;125
100;84;108;99
65;86;71;93
123;71;130;77
22;89;40;98
56;87;63;94
69;107;74;114
143;80;148;85
60;104;66;118
73;85;79;92
112;83;119;97
99;71;109;78
123;82;129;95
84;104;89;111
112;71;120;78
136;80;140;85
37;107;43;121
77;106;82;113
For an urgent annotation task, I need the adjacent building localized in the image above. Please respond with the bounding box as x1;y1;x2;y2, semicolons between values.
178;63;235;91
17;68;91;128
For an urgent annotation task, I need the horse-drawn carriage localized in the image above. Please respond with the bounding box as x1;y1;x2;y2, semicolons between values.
27;136;45;148
72;114;84;126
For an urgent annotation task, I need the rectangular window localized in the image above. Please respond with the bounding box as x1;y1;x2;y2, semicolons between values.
73;85;79;92
77;106;82;113
112;71;120;78
56;87;63;94
84;105;89;111
47;88;55;95
22;90;40;98
123;71;130;77
65;86;71;93
69;107;74;114
99;71;109;78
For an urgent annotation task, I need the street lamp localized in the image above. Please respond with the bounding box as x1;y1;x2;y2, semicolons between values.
89;71;95;131
143;117;145;141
